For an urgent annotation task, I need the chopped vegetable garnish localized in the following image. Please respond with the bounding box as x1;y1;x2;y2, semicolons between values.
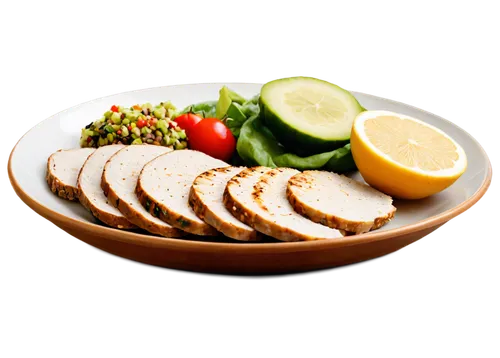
80;102;187;150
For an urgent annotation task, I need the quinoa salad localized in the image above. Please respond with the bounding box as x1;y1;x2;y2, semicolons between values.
80;102;187;149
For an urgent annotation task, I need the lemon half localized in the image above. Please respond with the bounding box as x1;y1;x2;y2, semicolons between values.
351;110;467;199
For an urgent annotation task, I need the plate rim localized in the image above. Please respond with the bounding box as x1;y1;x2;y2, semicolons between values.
7;82;493;253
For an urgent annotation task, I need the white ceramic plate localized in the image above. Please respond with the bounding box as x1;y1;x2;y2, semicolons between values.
8;83;492;274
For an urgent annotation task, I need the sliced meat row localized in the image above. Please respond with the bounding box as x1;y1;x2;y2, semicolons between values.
47;146;395;241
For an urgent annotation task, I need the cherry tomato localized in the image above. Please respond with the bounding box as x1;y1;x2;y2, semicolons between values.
111;105;119;112
188;118;235;162
175;113;202;134
137;119;147;128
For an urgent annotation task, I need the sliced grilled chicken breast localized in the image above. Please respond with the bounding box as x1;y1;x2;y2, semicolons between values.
102;145;184;237
78;145;135;229
189;167;259;241
287;171;396;234
136;150;228;235
224;167;343;242
46;148;95;201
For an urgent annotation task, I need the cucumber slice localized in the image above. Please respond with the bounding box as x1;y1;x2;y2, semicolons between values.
260;77;364;154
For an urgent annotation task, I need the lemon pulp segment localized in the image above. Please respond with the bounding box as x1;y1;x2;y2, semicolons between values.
364;115;459;171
